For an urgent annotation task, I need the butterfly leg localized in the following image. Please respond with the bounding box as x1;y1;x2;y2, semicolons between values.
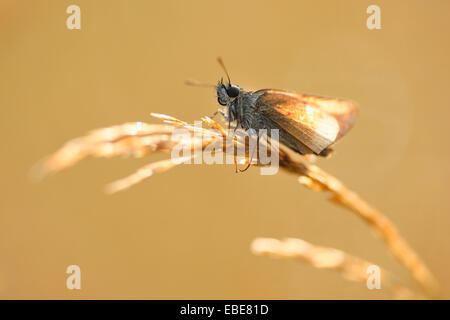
239;134;259;173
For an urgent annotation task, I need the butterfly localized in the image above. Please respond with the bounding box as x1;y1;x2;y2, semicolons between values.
188;58;358;171
215;58;358;157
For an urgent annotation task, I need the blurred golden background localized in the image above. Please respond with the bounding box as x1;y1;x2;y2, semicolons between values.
1;0;449;299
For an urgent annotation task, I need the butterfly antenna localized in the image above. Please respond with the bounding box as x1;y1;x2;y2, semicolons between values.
185;79;215;88
217;57;231;85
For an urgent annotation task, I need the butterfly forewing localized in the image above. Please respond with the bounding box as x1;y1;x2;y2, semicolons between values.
256;89;358;154
294;93;358;140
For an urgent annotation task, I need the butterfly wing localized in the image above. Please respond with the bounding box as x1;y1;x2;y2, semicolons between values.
255;89;358;154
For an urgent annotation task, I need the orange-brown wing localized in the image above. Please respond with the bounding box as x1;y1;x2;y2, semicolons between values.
255;89;358;154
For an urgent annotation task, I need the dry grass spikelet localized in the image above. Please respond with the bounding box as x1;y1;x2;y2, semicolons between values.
35;113;440;299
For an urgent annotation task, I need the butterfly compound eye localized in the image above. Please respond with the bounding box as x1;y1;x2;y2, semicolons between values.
226;85;240;98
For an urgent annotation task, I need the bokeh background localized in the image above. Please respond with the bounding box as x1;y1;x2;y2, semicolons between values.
1;0;449;299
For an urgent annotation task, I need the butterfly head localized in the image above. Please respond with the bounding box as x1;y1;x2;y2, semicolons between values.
216;80;241;106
